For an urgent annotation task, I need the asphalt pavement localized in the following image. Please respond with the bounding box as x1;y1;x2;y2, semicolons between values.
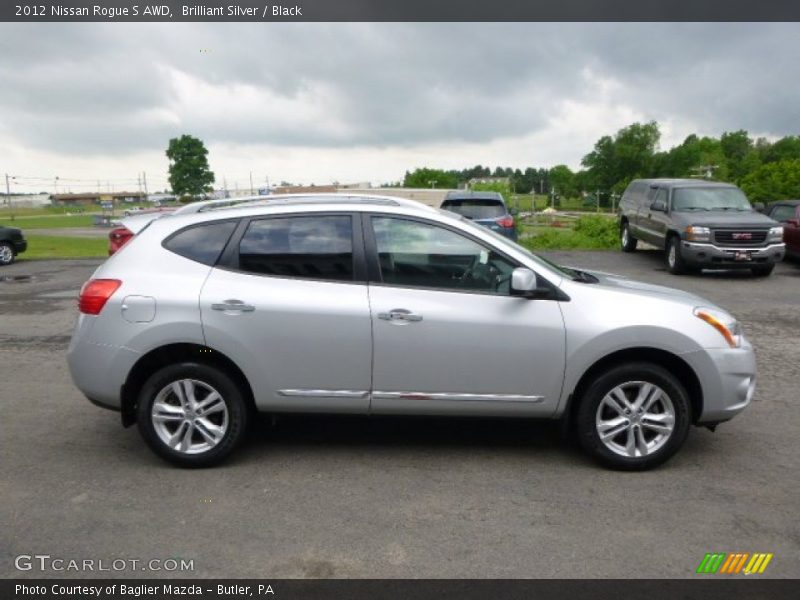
1;251;798;579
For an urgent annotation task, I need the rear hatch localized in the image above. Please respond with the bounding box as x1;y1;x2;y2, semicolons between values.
441;198;508;227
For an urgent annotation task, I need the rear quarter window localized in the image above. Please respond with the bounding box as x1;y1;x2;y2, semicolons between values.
163;220;238;266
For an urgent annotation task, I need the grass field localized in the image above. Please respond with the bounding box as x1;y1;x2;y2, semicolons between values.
20;235;107;259
0;214;96;229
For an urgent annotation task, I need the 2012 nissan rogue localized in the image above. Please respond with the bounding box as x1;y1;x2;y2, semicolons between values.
67;194;756;470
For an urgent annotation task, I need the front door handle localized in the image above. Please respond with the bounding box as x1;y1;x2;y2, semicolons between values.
378;309;423;323
211;299;255;313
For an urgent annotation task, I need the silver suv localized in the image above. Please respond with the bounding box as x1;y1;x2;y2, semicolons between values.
67;194;756;470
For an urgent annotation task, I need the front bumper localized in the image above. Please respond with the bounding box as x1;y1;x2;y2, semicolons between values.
682;241;785;268
684;341;757;424
13;239;27;254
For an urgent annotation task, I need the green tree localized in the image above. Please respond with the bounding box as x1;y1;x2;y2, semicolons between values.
758;136;800;164
548;164;578;199
581;121;661;193
720;130;760;183
740;159;800;202
471;180;513;200
166;134;215;200
403;168;459;189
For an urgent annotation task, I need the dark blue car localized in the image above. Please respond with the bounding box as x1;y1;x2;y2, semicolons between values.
441;191;517;240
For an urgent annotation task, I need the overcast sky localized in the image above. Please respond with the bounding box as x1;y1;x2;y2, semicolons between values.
1;23;799;193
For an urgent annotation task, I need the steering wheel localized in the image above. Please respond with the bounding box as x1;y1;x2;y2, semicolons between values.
457;255;483;288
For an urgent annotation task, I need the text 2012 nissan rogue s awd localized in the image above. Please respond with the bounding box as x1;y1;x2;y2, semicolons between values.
67;194;756;470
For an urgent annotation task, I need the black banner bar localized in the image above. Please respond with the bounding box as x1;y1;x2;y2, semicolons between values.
3;0;800;22
4;579;800;600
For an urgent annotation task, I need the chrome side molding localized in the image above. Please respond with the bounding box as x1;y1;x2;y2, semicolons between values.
277;389;370;399
372;391;545;403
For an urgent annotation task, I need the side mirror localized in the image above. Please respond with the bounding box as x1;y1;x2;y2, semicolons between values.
650;200;666;212
511;267;537;293
753;202;765;213
510;207;519;216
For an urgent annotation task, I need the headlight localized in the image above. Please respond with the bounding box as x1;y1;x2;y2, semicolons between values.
767;226;784;242
686;226;711;242
694;307;742;348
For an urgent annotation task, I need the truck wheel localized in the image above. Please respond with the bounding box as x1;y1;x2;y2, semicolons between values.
666;235;689;275
575;362;691;471
620;222;638;252
136;362;249;467
0;242;15;265
751;264;775;277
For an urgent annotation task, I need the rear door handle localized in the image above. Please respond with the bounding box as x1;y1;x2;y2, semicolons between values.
211;299;255;313
378;309;423;323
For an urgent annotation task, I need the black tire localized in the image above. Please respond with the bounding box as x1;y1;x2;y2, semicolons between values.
0;242;16;266
136;362;249;467
575;362;691;471
620;221;638;253
751;264;775;277
665;234;691;275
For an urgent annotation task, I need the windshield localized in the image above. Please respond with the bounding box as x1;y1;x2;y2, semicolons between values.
672;187;752;212
441;199;506;220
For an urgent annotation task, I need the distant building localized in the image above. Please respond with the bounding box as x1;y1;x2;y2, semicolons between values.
51;192;147;205
342;187;455;208
1;193;51;208
274;184;338;195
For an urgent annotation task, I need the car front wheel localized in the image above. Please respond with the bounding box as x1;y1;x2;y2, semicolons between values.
0;242;16;265
665;235;692;275
136;362;249;467
620;222;638;252
576;362;691;470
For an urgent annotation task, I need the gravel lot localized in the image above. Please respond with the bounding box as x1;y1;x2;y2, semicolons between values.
1;251;798;579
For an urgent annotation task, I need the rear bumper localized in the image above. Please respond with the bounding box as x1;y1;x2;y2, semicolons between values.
66;316;140;410
682;241;785;267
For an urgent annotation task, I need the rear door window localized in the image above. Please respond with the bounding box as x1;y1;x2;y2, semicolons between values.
237;215;354;281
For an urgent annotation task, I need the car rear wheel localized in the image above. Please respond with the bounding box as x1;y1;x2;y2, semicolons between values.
576;362;691;470
751;264;775;277
0;242;15;265
620;222;638;252
136;362;248;467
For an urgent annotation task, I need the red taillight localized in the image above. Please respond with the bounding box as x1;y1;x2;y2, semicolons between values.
108;227;133;256
496;216;514;228
78;279;122;315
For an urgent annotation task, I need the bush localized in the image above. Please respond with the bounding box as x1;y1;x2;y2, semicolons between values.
521;216;618;251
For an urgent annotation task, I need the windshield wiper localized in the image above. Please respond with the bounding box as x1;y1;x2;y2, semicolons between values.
571;269;599;284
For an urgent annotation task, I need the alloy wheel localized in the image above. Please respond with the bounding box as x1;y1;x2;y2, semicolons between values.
595;381;675;458
151;379;229;454
0;244;13;264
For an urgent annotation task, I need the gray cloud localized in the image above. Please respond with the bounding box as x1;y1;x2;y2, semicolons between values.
1;23;799;158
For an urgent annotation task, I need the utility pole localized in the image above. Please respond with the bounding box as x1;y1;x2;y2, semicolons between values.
142;171;148;200
249;171;254;195
596;189;600;213
551;187;556;210
4;173;10;207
